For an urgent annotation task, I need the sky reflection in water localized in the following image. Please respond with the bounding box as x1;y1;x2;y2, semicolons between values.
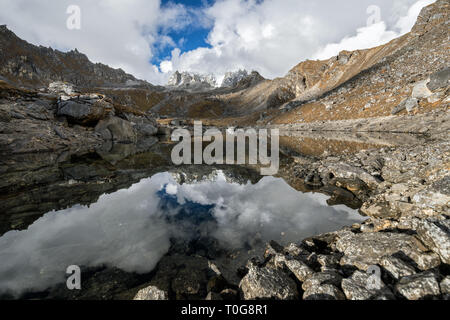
0;171;365;295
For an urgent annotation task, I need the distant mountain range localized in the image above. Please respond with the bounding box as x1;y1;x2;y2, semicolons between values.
0;0;448;123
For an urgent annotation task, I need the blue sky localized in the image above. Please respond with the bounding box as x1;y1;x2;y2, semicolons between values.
154;0;212;64
0;0;434;85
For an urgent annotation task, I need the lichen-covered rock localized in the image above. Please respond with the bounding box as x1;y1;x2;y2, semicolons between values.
285;259;314;282
302;271;342;291
416;218;450;264
412;80;433;99
440;276;450;299
341;271;394;300
57;98;113;125
95;116;137;143
317;254;340;271
380;255;417;280
133;286;168;300
396;272;440;300
336;231;440;271
239;266;298;300
303;284;345;300
427;67;450;91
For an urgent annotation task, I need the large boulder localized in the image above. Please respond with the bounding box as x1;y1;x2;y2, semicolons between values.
395;271;441;300
335;231;440;271
411;80;433;99
341;271;394;300
95;116;137;143
123;113;158;137
239;265;298;300
427;67;450;91
303;284;345;300
57;95;113;125
416;217;450;264
392;98;419;115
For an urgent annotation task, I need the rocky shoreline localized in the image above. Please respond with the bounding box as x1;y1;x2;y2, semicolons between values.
0;0;448;300
126;130;448;301
1;79;448;300
1;84;449;300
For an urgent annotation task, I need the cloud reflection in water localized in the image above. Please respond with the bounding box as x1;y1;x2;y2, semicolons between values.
0;171;365;295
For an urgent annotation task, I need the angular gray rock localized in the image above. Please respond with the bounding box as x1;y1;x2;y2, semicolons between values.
303;284;345;300
396;271;440;300
57;98;113;124
380;255;417;280
327;163;381;189
416;218;450;264
336;231;440;271
391;98;418;115
412;80;432;99
136;123;158;137
440;276;450;298
284;259;314;282
302;271;342;291
239;266;298;300
427;67;450;91
133;286;168;300
95;116;137;143
341;271;394;300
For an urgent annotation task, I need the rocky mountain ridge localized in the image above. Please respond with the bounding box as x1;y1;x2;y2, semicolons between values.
0;25;150;89
0;0;448;123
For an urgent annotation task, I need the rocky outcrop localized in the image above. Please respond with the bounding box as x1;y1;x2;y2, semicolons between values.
95;116;137;143
0;26;149;89
57;95;114;125
267;0;449;125
167;71;217;91
239;264;298;300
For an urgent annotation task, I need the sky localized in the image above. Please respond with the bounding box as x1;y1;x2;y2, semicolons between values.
0;0;435;85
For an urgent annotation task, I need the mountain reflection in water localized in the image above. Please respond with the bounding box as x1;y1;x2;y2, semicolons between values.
0;171;365;296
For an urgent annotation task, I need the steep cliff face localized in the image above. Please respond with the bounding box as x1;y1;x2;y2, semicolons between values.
0;25;149;89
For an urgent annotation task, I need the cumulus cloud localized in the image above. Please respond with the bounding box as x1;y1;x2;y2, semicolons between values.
313;0;435;60
0;0;435;85
0;171;364;296
0;0;193;84
163;0;434;81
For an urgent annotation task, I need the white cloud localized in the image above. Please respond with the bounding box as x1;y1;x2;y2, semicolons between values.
0;171;364;296
313;22;398;60
161;0;435;82
313;0;435;60
0;0;190;84
0;0;435;85
395;0;436;33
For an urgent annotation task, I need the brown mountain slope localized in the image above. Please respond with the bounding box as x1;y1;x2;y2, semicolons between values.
0;25;156;89
268;0;449;125
0;0;448;123
174;0;449;125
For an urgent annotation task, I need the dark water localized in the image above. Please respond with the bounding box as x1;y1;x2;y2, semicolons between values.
4;133;416;298
0;169;365;296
